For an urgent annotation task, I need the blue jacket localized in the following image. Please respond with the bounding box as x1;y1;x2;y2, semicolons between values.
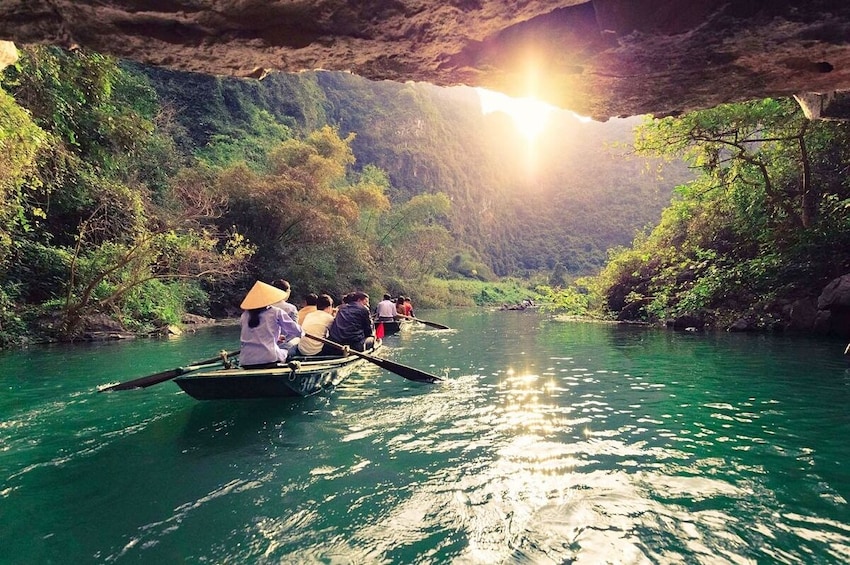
328;302;373;348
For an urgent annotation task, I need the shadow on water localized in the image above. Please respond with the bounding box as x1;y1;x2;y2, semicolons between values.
169;394;353;459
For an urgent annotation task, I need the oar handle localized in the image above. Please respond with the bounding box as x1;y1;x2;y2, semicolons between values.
303;333;381;365
98;349;239;392
303;333;353;354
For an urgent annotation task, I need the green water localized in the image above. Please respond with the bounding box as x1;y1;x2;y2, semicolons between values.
3;310;850;564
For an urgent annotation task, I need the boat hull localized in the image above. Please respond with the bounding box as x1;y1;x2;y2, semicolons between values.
374;319;409;336
174;345;379;400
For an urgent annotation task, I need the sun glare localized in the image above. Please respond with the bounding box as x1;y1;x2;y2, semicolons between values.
476;88;594;143
475;87;594;179
477;88;556;142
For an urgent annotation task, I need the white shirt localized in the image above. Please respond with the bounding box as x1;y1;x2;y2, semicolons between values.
240;306;302;365
298;310;335;355
375;299;397;321
272;299;300;335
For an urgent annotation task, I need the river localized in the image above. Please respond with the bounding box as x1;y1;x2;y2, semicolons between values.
3;309;850;564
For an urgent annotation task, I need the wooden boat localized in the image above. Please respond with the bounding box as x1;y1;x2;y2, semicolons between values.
173;342;382;400
374;318;410;336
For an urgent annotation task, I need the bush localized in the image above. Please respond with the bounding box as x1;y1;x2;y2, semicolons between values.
121;279;202;330
0;284;27;347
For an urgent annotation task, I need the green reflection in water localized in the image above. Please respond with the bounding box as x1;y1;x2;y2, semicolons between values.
2;312;850;563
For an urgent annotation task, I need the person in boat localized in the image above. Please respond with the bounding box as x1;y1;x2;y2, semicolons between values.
396;296;413;317
323;290;375;355
239;281;303;368
272;279;299;323
271;278;302;352
297;292;318;326
374;293;397;324
296;294;335;357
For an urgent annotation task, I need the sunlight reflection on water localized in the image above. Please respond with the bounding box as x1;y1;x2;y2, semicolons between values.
340;338;850;565
5;315;850;563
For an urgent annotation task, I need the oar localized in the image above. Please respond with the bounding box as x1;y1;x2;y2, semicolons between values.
98;350;239;392
303;333;442;383
396;313;450;330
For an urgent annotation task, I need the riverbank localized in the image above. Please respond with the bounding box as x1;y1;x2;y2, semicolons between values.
3;312;237;349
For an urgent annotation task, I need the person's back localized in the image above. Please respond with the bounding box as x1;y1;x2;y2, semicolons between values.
298;294;335;356
327;291;374;352
297;292;318;326
375;294;397;322
271;279;299;325
238;281;302;367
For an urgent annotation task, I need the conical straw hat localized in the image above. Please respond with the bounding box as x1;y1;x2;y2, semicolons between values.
240;281;290;310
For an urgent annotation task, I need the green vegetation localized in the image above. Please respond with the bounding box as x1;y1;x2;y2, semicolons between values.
0;44;719;348
4;44;846;345
553;98;850;331
416;277;544;308
0;47;255;345
142;69;681;278
0;47;478;345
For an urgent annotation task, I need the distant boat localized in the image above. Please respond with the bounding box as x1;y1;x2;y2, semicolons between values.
374;318;411;337
174;342;383;399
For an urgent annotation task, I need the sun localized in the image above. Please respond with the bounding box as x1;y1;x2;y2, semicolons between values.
476;88;556;142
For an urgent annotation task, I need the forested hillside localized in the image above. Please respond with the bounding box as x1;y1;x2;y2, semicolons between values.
135;65;686;276
563;98;850;337
0;45;683;346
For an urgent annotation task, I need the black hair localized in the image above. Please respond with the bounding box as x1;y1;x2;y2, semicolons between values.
247;307;266;328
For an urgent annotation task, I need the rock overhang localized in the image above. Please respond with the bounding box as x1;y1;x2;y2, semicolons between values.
2;0;850;120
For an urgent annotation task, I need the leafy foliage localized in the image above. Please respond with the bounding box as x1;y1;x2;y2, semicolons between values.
0;44;685;345
590;99;850;328
0;87;49;265
1;46;252;339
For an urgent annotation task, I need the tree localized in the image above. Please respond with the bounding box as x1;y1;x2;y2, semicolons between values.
60;172;252;337
593;97;850;326
0;87;49;265
634;98;826;231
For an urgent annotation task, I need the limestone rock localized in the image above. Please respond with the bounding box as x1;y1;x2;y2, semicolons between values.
3;1;850;119
817;274;850;310
789;298;818;331
181;313;216;325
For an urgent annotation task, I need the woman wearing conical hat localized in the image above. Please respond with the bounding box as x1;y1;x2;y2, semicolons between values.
239;281;303;368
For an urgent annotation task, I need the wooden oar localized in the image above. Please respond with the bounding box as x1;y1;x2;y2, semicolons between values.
396;313;450;330
98;350;239;392
303;333;443;383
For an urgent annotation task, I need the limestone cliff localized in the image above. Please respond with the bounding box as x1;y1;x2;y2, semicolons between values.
2;1;850;119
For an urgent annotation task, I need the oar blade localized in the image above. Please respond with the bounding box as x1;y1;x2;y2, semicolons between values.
366;355;443;383
418;319;449;330
303;333;442;383
98;368;182;392
398;314;449;330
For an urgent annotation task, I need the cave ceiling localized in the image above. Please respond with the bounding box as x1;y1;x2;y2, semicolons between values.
2;0;850;120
